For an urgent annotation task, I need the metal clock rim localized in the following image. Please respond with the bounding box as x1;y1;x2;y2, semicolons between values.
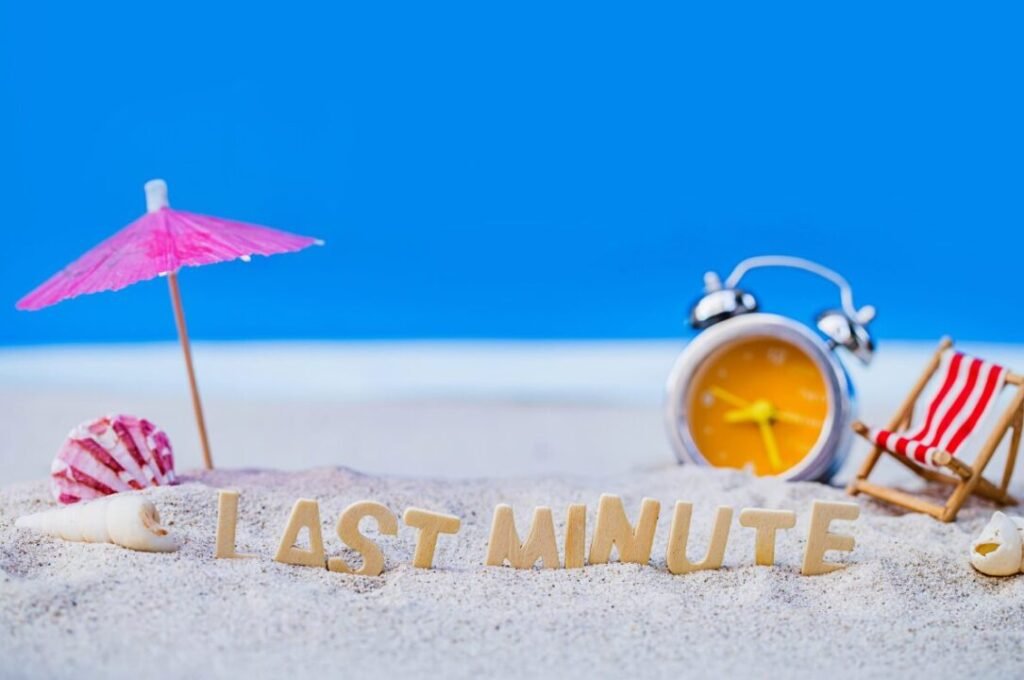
664;313;853;482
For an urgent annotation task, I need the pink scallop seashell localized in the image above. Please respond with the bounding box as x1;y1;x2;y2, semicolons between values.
50;415;177;504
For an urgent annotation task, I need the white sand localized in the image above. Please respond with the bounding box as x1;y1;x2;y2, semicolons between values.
1;466;1023;679
2;341;1024;678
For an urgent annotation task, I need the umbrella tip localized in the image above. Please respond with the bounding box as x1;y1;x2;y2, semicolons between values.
144;179;169;213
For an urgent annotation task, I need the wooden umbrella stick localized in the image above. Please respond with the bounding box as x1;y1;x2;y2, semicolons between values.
167;271;214;469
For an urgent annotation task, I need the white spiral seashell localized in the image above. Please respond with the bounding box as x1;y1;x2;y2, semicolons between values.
969;511;1024;576
15;494;178;553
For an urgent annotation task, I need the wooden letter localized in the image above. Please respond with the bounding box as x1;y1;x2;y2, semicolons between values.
564;504;587;569
485;504;560;569
403;507;461;569
274;499;326;568
328;501;398;577
801;500;860;576
215;489;255;559
739;508;796;566
666;502;733;574
588;494;661;565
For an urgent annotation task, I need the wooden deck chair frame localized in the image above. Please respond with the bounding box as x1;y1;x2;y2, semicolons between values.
847;337;1024;522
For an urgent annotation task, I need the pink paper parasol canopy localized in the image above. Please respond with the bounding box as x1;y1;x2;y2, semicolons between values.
16;179;324;469
17;180;322;311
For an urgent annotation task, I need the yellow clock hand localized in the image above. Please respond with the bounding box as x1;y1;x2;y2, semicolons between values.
722;397;784;471
757;421;783;472
724;407;756;424
709;386;750;409
725;399;780;425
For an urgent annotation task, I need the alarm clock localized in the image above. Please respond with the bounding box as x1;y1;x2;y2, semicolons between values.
664;255;876;482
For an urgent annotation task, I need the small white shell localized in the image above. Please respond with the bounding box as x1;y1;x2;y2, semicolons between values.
970;511;1024;576
16;494;178;553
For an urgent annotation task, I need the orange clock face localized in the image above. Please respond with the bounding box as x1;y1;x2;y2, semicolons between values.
686;336;829;476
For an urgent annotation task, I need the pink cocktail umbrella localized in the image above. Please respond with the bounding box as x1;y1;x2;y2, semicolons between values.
16;179;323;469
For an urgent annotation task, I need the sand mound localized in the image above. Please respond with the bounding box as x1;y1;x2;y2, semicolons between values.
2;466;1022;679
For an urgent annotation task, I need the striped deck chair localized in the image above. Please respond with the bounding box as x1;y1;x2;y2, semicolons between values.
847;338;1024;522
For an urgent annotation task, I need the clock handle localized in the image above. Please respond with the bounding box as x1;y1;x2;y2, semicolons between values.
723;255;874;325
719;255;876;364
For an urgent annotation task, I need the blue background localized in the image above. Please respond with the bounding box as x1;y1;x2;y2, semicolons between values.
2;2;1021;345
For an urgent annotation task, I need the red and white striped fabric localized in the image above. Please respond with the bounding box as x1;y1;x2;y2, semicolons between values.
870;351;1007;466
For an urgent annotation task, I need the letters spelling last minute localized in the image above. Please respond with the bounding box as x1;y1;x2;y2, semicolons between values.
214;490;860;577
